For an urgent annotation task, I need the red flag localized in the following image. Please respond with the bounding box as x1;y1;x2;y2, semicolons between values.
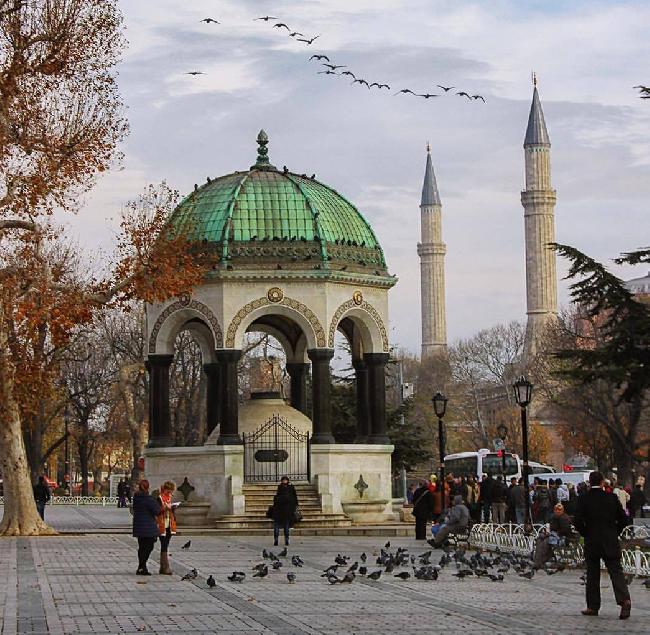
563;464;573;472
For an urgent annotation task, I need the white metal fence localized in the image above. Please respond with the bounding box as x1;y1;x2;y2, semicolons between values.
0;496;119;506
469;523;650;576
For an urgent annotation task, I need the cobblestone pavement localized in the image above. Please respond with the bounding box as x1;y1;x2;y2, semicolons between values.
0;533;648;634
19;506;133;533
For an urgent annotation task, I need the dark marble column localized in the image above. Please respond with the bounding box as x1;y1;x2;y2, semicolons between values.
307;348;335;444
365;352;390;444
203;362;221;438
353;359;370;443
215;349;242;445
286;362;309;415
145;354;174;447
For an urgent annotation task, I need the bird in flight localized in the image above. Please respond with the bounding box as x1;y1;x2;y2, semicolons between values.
322;63;346;70
289;31;303;37
418;93;439;99
395;88;415;96
634;85;650;98
297;35;319;44
255;16;277;21
185;71;204;76
456;91;472;99
437;85;455;92
352;78;370;88
340;70;356;78
274;23;290;30
310;54;330;62
200;18;219;24
471;94;486;102
318;70;338;75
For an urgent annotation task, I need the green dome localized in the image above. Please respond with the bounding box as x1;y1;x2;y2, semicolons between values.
170;131;387;273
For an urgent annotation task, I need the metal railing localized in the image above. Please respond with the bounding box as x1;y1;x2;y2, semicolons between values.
0;496;119;506
468;523;650;576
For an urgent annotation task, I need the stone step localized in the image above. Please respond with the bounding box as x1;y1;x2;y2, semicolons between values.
176;524;412;537
213;518;353;529
245;504;322;512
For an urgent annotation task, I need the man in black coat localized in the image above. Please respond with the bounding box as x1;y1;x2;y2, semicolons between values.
412;480;435;540
574;471;631;620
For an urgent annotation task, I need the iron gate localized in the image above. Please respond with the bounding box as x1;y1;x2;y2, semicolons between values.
243;414;310;482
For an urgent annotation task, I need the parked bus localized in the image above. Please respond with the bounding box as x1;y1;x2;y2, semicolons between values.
444;449;554;481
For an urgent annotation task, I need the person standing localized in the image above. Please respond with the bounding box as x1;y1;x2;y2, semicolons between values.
156;481;177;575
465;476;481;522
131;479;161;576
480;474;493;523
33;476;51;521
574;471;631;620
412;480;435;540
509;477;526;524
491;476;508;524
117;478;126;508
630;483;647;518
272;476;298;547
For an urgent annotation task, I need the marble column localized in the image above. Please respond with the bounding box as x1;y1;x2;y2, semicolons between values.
353;359;370;443
365;352;390;444
145;354;174;447
286;362;309;415
215;349;242;445
308;349;335;444
203;362;221;438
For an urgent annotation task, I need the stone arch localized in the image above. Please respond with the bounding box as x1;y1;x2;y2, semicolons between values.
148;297;223;356
225;294;326;351
328;298;389;353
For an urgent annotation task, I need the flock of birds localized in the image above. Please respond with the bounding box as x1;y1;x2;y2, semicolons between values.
171;539;650;589
184;15;485;103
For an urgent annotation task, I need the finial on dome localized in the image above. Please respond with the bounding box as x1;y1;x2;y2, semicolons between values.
426;141;430;153
252;129;276;171
532;71;537;87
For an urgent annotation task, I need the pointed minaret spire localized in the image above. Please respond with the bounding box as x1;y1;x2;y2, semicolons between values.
421;143;441;206
417;145;447;357
521;81;558;356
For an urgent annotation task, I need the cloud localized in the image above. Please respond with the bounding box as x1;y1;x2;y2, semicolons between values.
60;0;650;355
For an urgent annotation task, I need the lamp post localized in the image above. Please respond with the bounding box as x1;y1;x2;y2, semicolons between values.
513;376;533;527
432;391;448;511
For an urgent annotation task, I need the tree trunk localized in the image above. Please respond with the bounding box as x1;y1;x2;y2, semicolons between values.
78;433;89;497
0;312;56;536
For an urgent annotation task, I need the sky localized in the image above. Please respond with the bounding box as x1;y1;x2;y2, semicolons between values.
65;0;650;354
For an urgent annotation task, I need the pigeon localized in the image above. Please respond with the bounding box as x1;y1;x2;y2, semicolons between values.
489;574;504;582
347;562;358;573
326;574;340;585
278;547;288;557
255;16;278;21
184;72;204;76
519;570;535;580
291;555;304;568
273;23;290;30
252;563;267;572
642;578;650;588
385;541;391;549
287;572;297;584
206;575;216;588
340;572;355;584
200;18;220;24
181;541;191;550
358;566;368;576
227;571;245;583
384;561;395;573
309;54;330;61
471;95;486;102
453;570;472;579
334;555;349;566
367;570;382;580
394;572;411;580
181;568;198;581
456;91;472;99
253;566;269;578
271;560;283;570
268;551;277;561
437;85;455;92
360;553;367;563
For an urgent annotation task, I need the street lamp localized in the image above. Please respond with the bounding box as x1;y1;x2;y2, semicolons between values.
513;375;533;527
432;391;448;511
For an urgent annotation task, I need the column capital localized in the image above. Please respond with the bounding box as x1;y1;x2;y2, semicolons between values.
307;348;335;362
363;352;390;365
145;354;174;369
215;349;242;363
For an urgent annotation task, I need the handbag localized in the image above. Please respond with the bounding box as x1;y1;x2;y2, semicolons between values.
266;505;274;519
293;507;303;522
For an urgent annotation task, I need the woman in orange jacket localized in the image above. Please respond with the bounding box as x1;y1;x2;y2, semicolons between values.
156;480;177;575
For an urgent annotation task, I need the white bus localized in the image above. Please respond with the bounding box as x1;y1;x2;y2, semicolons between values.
444;449;554;481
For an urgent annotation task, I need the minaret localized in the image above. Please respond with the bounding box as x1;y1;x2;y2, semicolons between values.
417;144;447;357
521;77;558;355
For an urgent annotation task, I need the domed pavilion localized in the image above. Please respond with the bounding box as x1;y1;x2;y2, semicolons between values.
144;131;397;525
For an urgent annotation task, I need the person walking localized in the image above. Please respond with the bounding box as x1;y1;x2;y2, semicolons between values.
117;478;126;508
272;476;298;547
33;476;51;521
156;480;177;575
131;479;161;576
412;480;435;540
574;471;631;620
